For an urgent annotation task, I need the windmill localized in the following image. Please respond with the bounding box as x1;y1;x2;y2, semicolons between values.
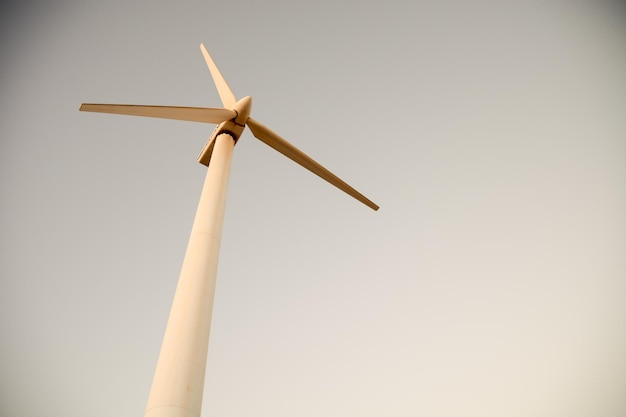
80;43;378;417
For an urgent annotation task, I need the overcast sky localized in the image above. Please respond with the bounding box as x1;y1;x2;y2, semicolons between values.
1;2;625;417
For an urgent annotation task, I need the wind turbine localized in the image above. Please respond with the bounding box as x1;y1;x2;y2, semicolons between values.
80;43;378;417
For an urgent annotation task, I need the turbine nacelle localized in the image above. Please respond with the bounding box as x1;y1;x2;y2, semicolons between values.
197;96;252;166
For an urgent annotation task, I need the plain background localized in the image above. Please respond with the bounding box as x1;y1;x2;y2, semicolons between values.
1;1;625;416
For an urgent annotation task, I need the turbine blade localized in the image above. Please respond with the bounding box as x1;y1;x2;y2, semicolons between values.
200;43;237;109
246;118;379;211
79;104;236;124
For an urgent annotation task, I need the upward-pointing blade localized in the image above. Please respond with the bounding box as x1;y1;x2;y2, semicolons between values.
200;44;237;109
246;118;379;211
80;104;236;124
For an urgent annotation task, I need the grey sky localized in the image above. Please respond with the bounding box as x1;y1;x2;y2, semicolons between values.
1;2;625;417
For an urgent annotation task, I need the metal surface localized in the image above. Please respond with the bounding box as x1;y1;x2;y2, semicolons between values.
144;133;235;417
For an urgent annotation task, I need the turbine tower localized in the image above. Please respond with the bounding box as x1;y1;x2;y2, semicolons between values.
80;44;378;417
